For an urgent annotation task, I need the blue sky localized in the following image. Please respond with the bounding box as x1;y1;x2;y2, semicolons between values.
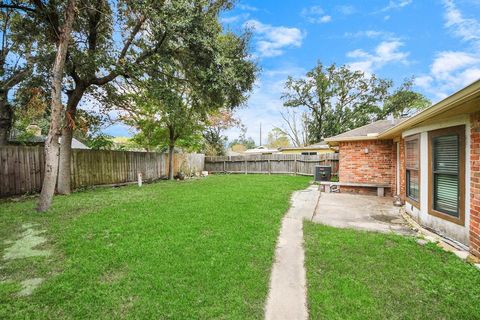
105;0;480;145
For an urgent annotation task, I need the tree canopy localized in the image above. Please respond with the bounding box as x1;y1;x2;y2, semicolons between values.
267;128;290;149
113;27;256;178
282;62;430;143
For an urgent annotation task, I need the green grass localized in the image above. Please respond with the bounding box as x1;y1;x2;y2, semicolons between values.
304;222;480;320
0;175;310;319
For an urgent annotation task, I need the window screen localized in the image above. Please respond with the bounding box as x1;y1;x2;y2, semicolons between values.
405;136;420;202
432;135;459;216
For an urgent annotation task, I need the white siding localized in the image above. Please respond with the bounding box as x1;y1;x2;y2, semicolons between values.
403;114;470;245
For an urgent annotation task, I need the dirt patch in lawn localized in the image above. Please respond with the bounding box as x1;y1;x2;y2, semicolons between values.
2;223;52;297
17;278;44;297
3;223;51;260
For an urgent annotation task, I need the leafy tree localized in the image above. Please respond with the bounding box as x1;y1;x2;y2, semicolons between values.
86;134;114;150
11;87;50;137
276;108;308;147
121;73;206;179
282;62;430;143
267;127;290;149
114;23;255;178
5;0;251;194
203;109;240;156
110;137;141;151
0;3;38;145
380;77;430;118
229;125;256;150
71;109;110;145
282;62;391;143
37;0;77;212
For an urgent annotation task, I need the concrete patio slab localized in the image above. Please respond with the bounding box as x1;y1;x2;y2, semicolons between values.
312;192;414;235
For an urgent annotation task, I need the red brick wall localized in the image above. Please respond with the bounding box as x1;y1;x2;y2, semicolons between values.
399;138;406;201
391;141;397;196
470;111;480;257
339;140;395;196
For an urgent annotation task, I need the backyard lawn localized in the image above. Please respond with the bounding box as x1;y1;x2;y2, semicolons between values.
304;222;480;320
0;175;309;319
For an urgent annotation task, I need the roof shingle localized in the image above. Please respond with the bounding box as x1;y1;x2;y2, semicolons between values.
325;118;408;142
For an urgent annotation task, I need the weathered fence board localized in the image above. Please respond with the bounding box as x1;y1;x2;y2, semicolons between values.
204;153;339;176
0;146;204;197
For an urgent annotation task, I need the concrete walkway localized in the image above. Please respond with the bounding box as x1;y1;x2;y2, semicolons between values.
265;185;320;320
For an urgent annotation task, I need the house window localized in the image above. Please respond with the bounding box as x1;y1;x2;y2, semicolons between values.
301;152;317;155
428;125;465;225
405;134;420;205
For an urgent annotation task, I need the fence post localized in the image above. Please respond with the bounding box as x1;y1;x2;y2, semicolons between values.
245;158;248;174
268;158;271;175
137;172;142;187
223;159;226;173
294;154;297;175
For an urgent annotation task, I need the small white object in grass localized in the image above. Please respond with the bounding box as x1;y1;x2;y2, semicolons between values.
416;238;429;246
137;173;142;187
453;250;469;261
475;264;480;271
201;171;208;176
17;278;44;297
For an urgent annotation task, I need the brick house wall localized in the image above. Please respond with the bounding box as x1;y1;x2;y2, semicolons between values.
338;140;395;196
391;141;397;196
399;138;406;201
470;111;480;257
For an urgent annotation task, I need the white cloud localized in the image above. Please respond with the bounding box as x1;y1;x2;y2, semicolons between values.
431;51;479;78
414;75;433;88
237;4;258;11
344;30;397;40
416;51;480;97
319;15;332;23
220;13;250;24
245;20;305;58
443;0;480;47
336;5;356;15
415;1;480;99
301;6;333;24
347;41;410;73
379;0;413;12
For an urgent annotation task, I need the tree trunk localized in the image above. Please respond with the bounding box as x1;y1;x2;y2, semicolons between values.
168;127;176;180
57;86;84;195
37;0;77;212
0;91;12;146
168;144;175;180
57;125;73;194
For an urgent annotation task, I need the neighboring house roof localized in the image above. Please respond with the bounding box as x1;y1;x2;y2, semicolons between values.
70;138;90;149
226;149;242;156
279;140;332;151
325;118;408;143
9;130;90;149
244;146;279;154
324;79;480;144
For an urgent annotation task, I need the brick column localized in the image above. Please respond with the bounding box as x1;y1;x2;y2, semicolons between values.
399;138;406;201
470;111;480;257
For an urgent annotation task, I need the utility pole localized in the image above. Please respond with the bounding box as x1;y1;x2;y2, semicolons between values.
259;122;262;146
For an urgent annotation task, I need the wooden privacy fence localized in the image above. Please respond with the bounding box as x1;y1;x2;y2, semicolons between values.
0;146;205;197
204;153;339;176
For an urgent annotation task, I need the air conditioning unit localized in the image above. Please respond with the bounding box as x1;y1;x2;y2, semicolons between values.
314;165;331;182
